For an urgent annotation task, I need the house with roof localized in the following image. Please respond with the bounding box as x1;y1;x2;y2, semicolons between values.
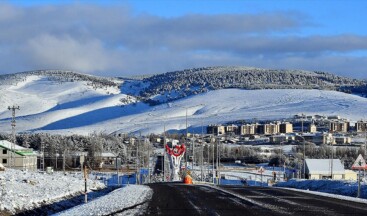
305;159;356;180
0;140;37;171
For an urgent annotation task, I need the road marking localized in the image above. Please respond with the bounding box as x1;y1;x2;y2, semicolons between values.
249;190;300;206
202;185;292;215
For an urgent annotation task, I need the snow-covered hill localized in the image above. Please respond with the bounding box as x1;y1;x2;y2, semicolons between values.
1;70;367;135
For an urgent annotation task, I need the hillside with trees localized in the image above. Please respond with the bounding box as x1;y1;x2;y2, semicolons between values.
133;66;367;104
0;70;120;91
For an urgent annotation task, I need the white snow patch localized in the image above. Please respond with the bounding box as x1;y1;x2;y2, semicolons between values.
0;169;105;214
55;185;153;216
2;87;367;135
281;187;367;204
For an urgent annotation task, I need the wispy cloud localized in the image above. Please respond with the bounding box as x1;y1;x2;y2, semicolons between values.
0;3;366;78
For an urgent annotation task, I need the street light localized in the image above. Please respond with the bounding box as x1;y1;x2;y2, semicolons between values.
173;103;205;169
295;135;306;179
279;141;287;181
330;133;335;179
148;113;167;182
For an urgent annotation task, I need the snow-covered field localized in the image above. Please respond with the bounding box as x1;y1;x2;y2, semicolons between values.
275;179;367;199
2;74;367;135
56;185;153;216
0;169;105;214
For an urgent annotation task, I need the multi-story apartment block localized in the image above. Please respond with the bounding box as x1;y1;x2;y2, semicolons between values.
279;122;293;133
240;124;257;135
355;120;367;132
329;121;349;133
207;125;225;135
258;123;280;135
225;125;239;135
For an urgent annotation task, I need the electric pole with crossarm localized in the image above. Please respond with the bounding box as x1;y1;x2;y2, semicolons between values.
8;105;20;168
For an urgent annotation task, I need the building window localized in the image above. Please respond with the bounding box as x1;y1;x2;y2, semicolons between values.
2;159;7;164
3;149;7;155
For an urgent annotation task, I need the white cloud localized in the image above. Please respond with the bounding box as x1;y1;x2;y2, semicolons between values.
0;3;366;78
25;34;120;72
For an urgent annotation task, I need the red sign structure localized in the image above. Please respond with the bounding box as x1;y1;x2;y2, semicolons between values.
351;154;367;198
258;166;265;173
352;154;367;170
165;144;186;157
165;143;186;181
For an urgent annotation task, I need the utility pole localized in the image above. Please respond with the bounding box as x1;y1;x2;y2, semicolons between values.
303;138;306;179
185;108;188;169
192;137;195;169
212;137;215;184
201;119;204;181
279;142;282;181
41;136;45;171
63;149;66;175
217;138;220;185
364;125;367;182
55;142;58;171
331;135;334;179
147;138;150;183
8;105;20;168
137;132;141;185
163;122;166;182
173;104;205;169
116;157;120;186
301;118;304;133
83;162;88;203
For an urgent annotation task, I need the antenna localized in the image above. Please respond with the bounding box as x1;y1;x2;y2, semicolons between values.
8;105;20;168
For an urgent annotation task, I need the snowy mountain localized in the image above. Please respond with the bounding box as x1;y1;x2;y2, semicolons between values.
0;68;367;135
133;66;366;104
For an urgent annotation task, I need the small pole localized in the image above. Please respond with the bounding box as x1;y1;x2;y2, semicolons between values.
261;172;263;187
116;157;119;186
63;149;66;175
212;138;215;184
358;169;361;198
357;159;362;198
83;163;88;203
148;140;150;184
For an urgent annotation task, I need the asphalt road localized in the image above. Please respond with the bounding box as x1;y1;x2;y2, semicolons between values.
145;183;367;216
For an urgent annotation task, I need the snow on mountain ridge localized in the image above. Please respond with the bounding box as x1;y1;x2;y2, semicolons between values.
135;66;366;104
0;72;125;126
0;88;362;136
1;68;367;135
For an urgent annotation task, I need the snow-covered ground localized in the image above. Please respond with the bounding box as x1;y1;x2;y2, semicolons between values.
56;185;152;216
275;179;367;199
0;169;105;214
2;74;367;135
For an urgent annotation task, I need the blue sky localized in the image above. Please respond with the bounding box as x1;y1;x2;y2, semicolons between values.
1;0;366;78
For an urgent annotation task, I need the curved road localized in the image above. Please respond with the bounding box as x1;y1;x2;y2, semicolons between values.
145;183;367;215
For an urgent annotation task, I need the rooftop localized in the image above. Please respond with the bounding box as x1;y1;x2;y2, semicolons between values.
0;140;36;156
305;159;345;175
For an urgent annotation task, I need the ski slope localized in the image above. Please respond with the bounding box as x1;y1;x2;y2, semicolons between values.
1;74;367;135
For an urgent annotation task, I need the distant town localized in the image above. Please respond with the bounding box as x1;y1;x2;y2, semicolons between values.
206;114;367;145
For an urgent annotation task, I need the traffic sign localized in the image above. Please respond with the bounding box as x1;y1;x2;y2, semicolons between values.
258;166;265;173
352;154;367;170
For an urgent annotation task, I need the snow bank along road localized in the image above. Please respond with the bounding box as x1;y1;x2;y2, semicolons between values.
145;183;367;215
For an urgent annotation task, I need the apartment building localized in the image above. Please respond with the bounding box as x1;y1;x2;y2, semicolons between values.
329;121;350;133
355;120;367;132
279;122;293;133
240;124;257;135
207;125;225;135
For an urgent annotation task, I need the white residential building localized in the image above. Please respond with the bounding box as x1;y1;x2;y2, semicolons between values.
0;140;37;171
305;159;348;180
